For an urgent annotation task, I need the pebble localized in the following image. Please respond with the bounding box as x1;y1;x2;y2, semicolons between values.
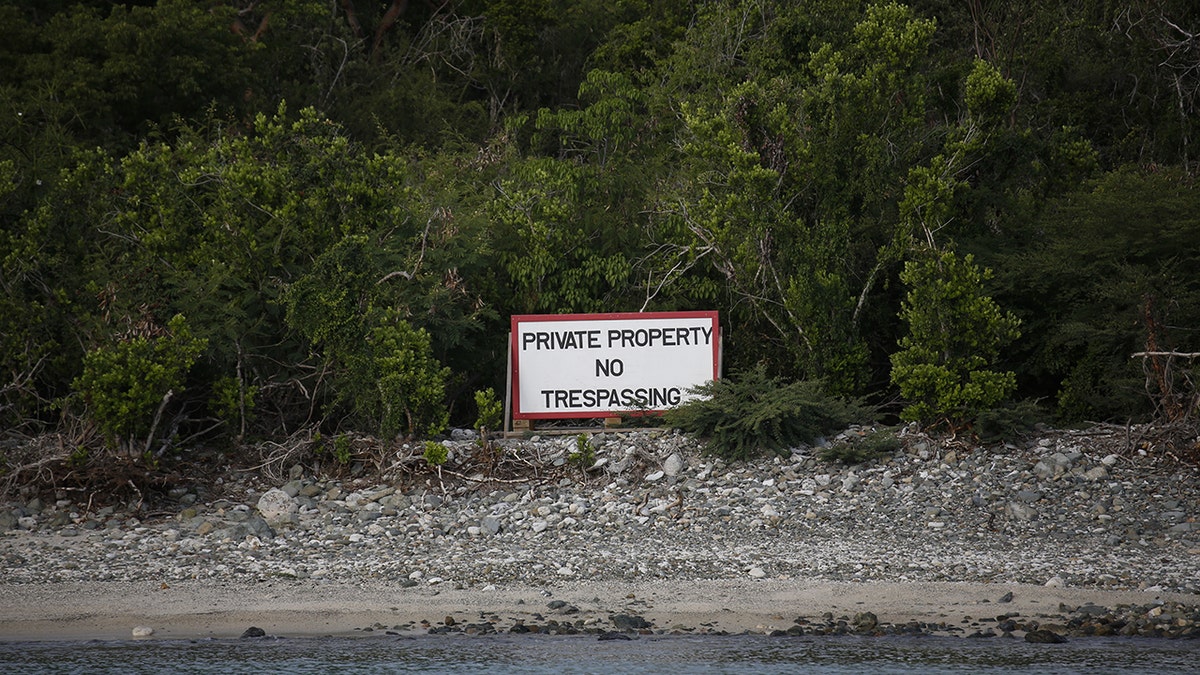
1;425;1197;601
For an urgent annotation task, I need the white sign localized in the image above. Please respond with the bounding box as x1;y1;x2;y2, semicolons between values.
511;311;720;419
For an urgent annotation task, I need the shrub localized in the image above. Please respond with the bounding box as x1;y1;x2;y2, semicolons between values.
820;429;901;464
890;250;1020;428
664;365;870;461
372;317;450;439
332;434;353;465
972;399;1047;444
568;433;595;470
474;388;503;437
71;314;207;453
423;441;449;467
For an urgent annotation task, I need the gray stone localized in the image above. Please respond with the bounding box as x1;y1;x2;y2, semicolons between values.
663;453;685;477
245;515;275;539
366;487;395;503
1007;502;1038;522
1032;461;1054;480
853;611;878;631
1025;629;1067;643
480;516;502;535
257;488;298;522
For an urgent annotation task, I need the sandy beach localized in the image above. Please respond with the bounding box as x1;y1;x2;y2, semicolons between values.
0;579;1194;641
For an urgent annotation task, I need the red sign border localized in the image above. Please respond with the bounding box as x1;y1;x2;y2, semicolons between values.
511;311;720;420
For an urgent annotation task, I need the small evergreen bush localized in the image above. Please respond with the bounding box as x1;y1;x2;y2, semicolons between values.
664;365;870;461
972;398;1046;443
473;388;503;438
568;433;595;470
422;441;449;467
820;429;901;465
72;314;207;453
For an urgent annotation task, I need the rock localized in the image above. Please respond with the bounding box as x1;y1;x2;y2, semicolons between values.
0;510;17;531
663;453;685;477
997;591;1013;603
853;612;878;631
610;614;652;631
1024;629;1067;643
256;488;297;522
644;470;665;482
748;567;766;579
244;515;276;539
1006;502;1038;522
131;626;154;637
241;626;267;639
480;516;502;535
1032;461;1054;480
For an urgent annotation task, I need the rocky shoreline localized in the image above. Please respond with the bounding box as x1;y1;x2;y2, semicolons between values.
1;424;1198;640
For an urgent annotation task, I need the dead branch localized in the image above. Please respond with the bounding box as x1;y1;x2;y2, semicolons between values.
142;389;174;457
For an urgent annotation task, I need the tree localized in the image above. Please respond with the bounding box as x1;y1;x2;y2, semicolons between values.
12;105;492;442
890;249;1020;427
640;2;940;392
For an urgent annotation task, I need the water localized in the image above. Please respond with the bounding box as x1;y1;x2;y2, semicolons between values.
0;634;1196;674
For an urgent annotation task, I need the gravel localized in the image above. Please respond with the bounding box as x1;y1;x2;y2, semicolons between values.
2;424;1198;597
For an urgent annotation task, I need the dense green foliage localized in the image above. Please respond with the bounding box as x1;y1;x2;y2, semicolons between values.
891;250;1021;427
2;1;1199;459
664;366;871;461
819;429;902;465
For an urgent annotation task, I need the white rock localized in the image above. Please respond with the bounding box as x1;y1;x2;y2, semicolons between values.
644;470;665;482
1044;576;1065;588
662;453;685;477
256;488;298;522
748;567;766;579
132;626;154;637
